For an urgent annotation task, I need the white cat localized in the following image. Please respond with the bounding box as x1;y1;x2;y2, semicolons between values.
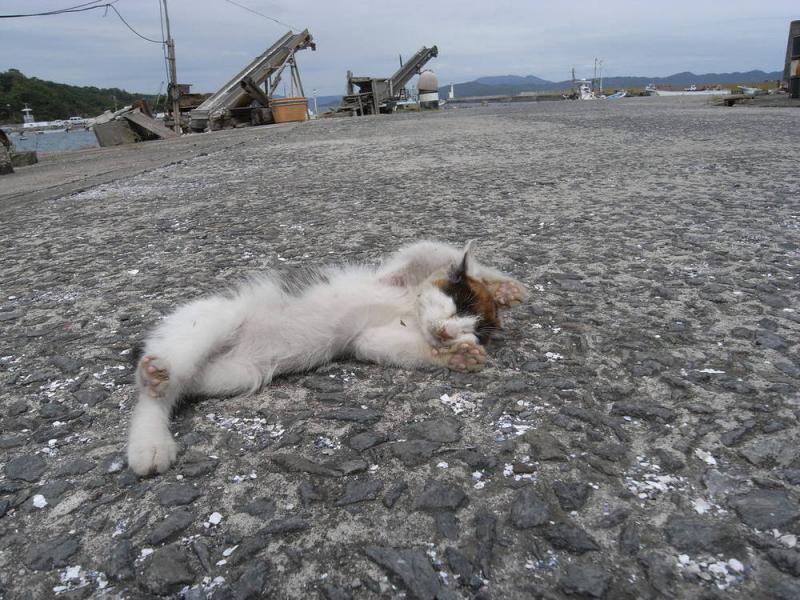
127;240;526;476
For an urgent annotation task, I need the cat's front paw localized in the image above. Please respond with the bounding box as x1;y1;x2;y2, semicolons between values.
432;341;487;372
127;431;178;476
490;281;527;308
431;316;478;347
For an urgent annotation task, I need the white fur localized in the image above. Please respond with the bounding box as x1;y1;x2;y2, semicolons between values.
127;240;525;475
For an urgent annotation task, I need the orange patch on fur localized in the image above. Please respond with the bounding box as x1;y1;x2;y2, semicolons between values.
466;277;498;325
434;276;501;343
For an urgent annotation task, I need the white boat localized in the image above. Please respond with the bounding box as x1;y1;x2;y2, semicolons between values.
647;84;731;97
564;80;597;100
737;86;767;96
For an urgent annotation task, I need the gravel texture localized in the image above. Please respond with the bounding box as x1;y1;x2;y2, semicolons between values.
1;97;799;599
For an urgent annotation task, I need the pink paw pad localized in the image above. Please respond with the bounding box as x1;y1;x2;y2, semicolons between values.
139;355;170;396
493;281;525;307
433;341;487;373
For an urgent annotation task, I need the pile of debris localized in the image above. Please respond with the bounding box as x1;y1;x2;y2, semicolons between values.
92;100;179;148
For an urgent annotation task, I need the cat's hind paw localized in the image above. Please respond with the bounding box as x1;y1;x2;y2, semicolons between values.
490;281;526;308
138;355;170;397
127;431;178;476
432;341;487;372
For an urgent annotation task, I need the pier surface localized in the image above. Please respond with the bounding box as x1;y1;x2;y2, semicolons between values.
1;97;799;599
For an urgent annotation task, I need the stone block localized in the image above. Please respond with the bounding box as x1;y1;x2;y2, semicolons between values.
10;150;38;167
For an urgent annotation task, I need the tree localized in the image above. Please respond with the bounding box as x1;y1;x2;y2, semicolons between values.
0;69;154;124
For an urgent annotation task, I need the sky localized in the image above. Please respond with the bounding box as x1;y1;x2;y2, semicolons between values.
0;1;796;96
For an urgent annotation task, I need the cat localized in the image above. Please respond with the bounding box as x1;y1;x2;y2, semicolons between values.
127;240;527;476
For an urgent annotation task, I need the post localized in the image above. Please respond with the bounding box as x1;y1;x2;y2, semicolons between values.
162;0;182;133
786;20;800;99
599;60;604;95
240;77;271;107
290;55;306;99
312;89;318;116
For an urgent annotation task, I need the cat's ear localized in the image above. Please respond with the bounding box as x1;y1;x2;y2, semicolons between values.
461;240;477;275
463;239;477;258
449;240;475;283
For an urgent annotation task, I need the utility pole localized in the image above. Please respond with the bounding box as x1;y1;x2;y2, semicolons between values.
162;0;182;133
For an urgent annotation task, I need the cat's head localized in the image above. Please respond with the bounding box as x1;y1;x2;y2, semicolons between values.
435;242;500;344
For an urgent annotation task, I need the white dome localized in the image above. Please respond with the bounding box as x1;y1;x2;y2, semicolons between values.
418;70;439;93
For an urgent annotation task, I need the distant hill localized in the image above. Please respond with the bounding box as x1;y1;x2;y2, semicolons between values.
442;69;783;98
473;74;552;87
0;69;156;124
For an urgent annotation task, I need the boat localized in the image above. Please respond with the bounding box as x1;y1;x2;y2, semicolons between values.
22;104;35;125
737;86;767;96
577;80;596;100
606;90;627;99
563;77;598;100
646;83;731;97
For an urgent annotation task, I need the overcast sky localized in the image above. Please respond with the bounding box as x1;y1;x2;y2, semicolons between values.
1;1;796;96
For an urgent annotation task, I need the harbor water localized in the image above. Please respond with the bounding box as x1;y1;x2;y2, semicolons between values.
6;128;99;153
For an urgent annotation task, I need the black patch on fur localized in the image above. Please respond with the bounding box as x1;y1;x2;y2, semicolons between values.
439;254;499;345
129;342;144;365
438;278;496;345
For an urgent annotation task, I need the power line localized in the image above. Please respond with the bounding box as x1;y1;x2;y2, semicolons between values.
0;0;107;18
106;4;163;43
222;0;298;31
0;2;163;44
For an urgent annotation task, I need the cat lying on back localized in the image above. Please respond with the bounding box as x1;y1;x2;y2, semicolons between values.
127;240;527;475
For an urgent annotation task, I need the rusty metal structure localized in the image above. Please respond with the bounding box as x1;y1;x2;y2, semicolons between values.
785;20;800;99
338;45;438;115
189;30;315;131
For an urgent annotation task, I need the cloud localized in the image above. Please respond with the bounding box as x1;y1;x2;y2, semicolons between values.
1;0;796;95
